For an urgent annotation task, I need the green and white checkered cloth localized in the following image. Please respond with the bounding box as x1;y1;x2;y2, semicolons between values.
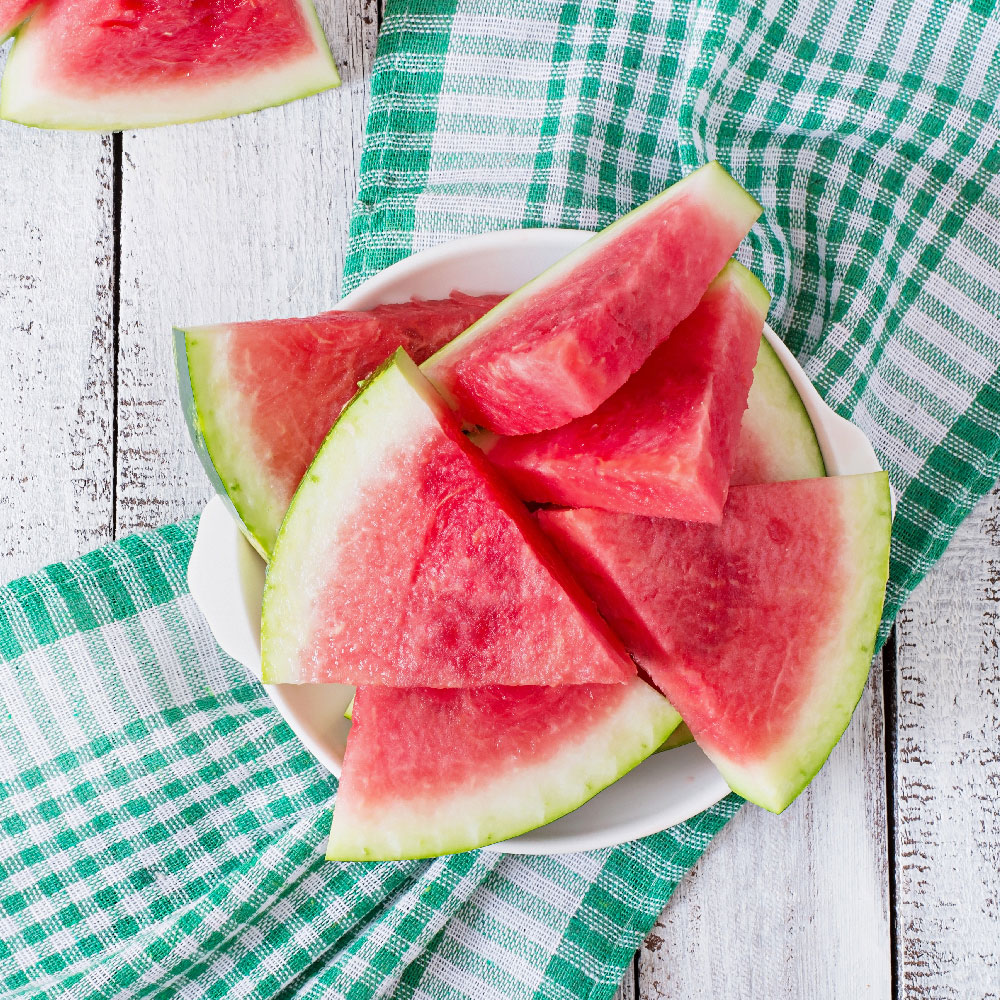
3;0;999;997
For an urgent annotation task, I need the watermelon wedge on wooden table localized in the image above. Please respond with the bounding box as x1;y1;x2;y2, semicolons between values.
327;681;681;861
482;261;769;522
0;0;339;129
261;349;635;688
175;293;501;558
538;474;891;813
423;161;762;435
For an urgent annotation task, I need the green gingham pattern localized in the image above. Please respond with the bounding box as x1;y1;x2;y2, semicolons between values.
3;0;1000;997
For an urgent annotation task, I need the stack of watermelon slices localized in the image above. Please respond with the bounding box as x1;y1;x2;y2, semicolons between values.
176;161;891;861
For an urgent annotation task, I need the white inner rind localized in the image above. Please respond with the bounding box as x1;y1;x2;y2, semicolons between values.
710;472;891;812
326;678;682;861
740;339;827;481
261;351;450;684
422;161;763;400
181;326;285;558
0;0;339;129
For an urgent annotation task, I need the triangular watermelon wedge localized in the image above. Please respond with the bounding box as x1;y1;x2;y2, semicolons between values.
0;0;339;129
262;349;636;688
423;161;762;435
481;261;769;522
538;475;891;813
175;294;501;558
327;680;681;860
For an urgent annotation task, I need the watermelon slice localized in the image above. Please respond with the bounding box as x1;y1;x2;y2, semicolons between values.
262;349;635;688
538;474;891;813
481;261;769;522
0;0;339;129
175;293;501;558
422;162;762;435
732;338;826;484
327;680;681;860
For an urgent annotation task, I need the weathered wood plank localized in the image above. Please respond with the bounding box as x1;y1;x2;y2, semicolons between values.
614;959;636;1000
0;87;114;583
893;486;1000;999
637;664;891;997
114;0;378;536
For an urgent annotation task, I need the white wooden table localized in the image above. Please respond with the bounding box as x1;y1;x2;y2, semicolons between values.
1;2;997;995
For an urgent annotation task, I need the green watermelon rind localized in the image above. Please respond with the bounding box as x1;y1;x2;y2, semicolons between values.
326;677;682;862
174;326;276;559
722;258;771;318
712;472;891;813
0;0;339;131
422;161;763;412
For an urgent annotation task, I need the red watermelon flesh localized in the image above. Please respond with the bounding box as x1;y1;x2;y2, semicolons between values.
36;0;312;86
0;0;35;39
327;679;680;860
537;474;891;812
0;0;339;128
483;261;769;522
422;162;762;435
261;349;635;689
177;293;501;557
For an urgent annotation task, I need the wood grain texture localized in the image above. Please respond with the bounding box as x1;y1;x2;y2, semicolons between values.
114;0;379;535
893;486;1000;1000
637;665;892;998
0;82;114;584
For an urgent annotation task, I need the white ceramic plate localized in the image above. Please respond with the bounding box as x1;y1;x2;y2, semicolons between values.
186;228;884;855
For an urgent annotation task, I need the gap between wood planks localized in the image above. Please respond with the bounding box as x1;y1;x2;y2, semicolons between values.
111;131;122;541
883;627;900;1000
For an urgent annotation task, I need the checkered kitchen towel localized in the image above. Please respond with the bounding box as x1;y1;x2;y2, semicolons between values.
3;0;1000;997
